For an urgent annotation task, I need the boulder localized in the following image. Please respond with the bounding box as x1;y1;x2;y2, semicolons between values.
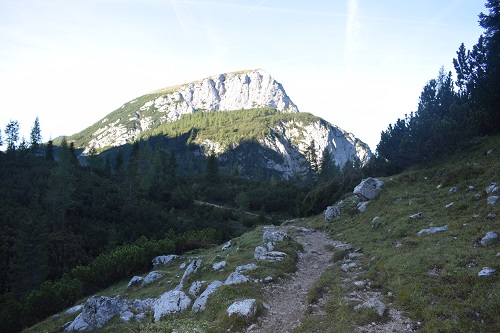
153;290;191;322
120;311;134;323
481;231;498;246
354;297;386;317
152;255;179;267
143;271;163;284
227;299;258;318
130;298;154;313
65;296;130;331
446;202;454;209
213;260;226;271
417;225;448;235
353;178;384;201
224;272;249;285
324;205;340;221
487;196;499;205
192;280;223;313
221;240;232;251
127;276;144;287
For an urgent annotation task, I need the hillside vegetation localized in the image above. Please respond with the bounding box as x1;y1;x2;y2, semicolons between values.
24;134;500;333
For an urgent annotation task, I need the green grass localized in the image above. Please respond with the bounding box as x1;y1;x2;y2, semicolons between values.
24;226;302;333
296;135;500;333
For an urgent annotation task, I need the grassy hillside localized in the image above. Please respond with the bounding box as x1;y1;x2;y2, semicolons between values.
24;135;499;333
299;134;500;332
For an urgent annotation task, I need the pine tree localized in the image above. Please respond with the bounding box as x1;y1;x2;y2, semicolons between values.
30;117;42;153
4;120;20;154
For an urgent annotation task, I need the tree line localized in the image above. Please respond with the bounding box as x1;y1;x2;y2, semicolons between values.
374;0;500;174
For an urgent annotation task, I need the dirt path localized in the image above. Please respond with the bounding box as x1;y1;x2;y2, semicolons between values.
247;224;414;333
248;226;339;333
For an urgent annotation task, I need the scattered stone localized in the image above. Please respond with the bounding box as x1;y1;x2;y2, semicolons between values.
481;231;498;246
487;149;494;155
417;225;448;236
227;299;258;319
152;254;179;267
324;205;340;221
372;216;380;223
354;281;366;287
192;280;223;313
488;213;497;219
143;271;163;285
64;304;83;315
357;201;369;213
130;298;153;313
127;276;144;288
487;196;499;205
469;185;476;190
222;240;232;251
353;177;384;201
474;193;482;200
446;202;454;209
135;313;146;322
236;263;258;273
409;212;423;219
212;260;226;271
417;225;448;235
340;262;358;272
354;297;386;317
263;276;273;283
486;183;498;194
189;281;204;297
224;272;249;285
449;186;458;193
478;267;496;277
289;226;313;234
266;242;275;251
153;290;191;322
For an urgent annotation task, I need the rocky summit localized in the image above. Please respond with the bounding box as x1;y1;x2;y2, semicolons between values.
67;69;371;178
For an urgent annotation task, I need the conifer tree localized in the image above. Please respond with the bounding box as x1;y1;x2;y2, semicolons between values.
4;120;19;154
30;117;42;153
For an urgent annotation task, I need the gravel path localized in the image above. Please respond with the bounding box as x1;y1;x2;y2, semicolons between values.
248;228;338;333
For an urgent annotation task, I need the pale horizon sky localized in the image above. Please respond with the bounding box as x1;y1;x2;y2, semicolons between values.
0;0;487;151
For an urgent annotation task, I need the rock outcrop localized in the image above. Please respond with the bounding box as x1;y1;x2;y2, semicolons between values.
227;299;258;319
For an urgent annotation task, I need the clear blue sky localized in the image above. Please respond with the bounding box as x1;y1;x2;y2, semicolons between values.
0;0;486;151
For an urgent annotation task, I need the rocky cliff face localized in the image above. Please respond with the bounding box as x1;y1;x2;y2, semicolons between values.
84;69;298;152
70;69;371;178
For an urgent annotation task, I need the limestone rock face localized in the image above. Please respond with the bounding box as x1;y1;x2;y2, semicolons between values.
192;280;223;313
65;296;130;331
74;69;371;179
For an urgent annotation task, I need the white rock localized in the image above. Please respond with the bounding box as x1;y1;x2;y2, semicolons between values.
127;275;144;287
354;297;386;317
263;229;288;243
189;281;204;297
152;255;179;267
64;304;83;315
153;290;191;322
481;231;498;246
486;183;498;194
324;205;340;221
224;272;249;285
221;240;232;251
143;271;163;284
213;260;227;271
192;280;223;313
409;212;423;219
120;311;134;322
179;259;202;287
65;296;130;331
236;263;258;273
478;267;496;277
227;299;258;318
353;178;384;201
487;196;499;205
417;225;448;235
446;202;454;209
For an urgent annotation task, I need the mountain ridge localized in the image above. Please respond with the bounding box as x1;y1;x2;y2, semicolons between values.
65;69;371;178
